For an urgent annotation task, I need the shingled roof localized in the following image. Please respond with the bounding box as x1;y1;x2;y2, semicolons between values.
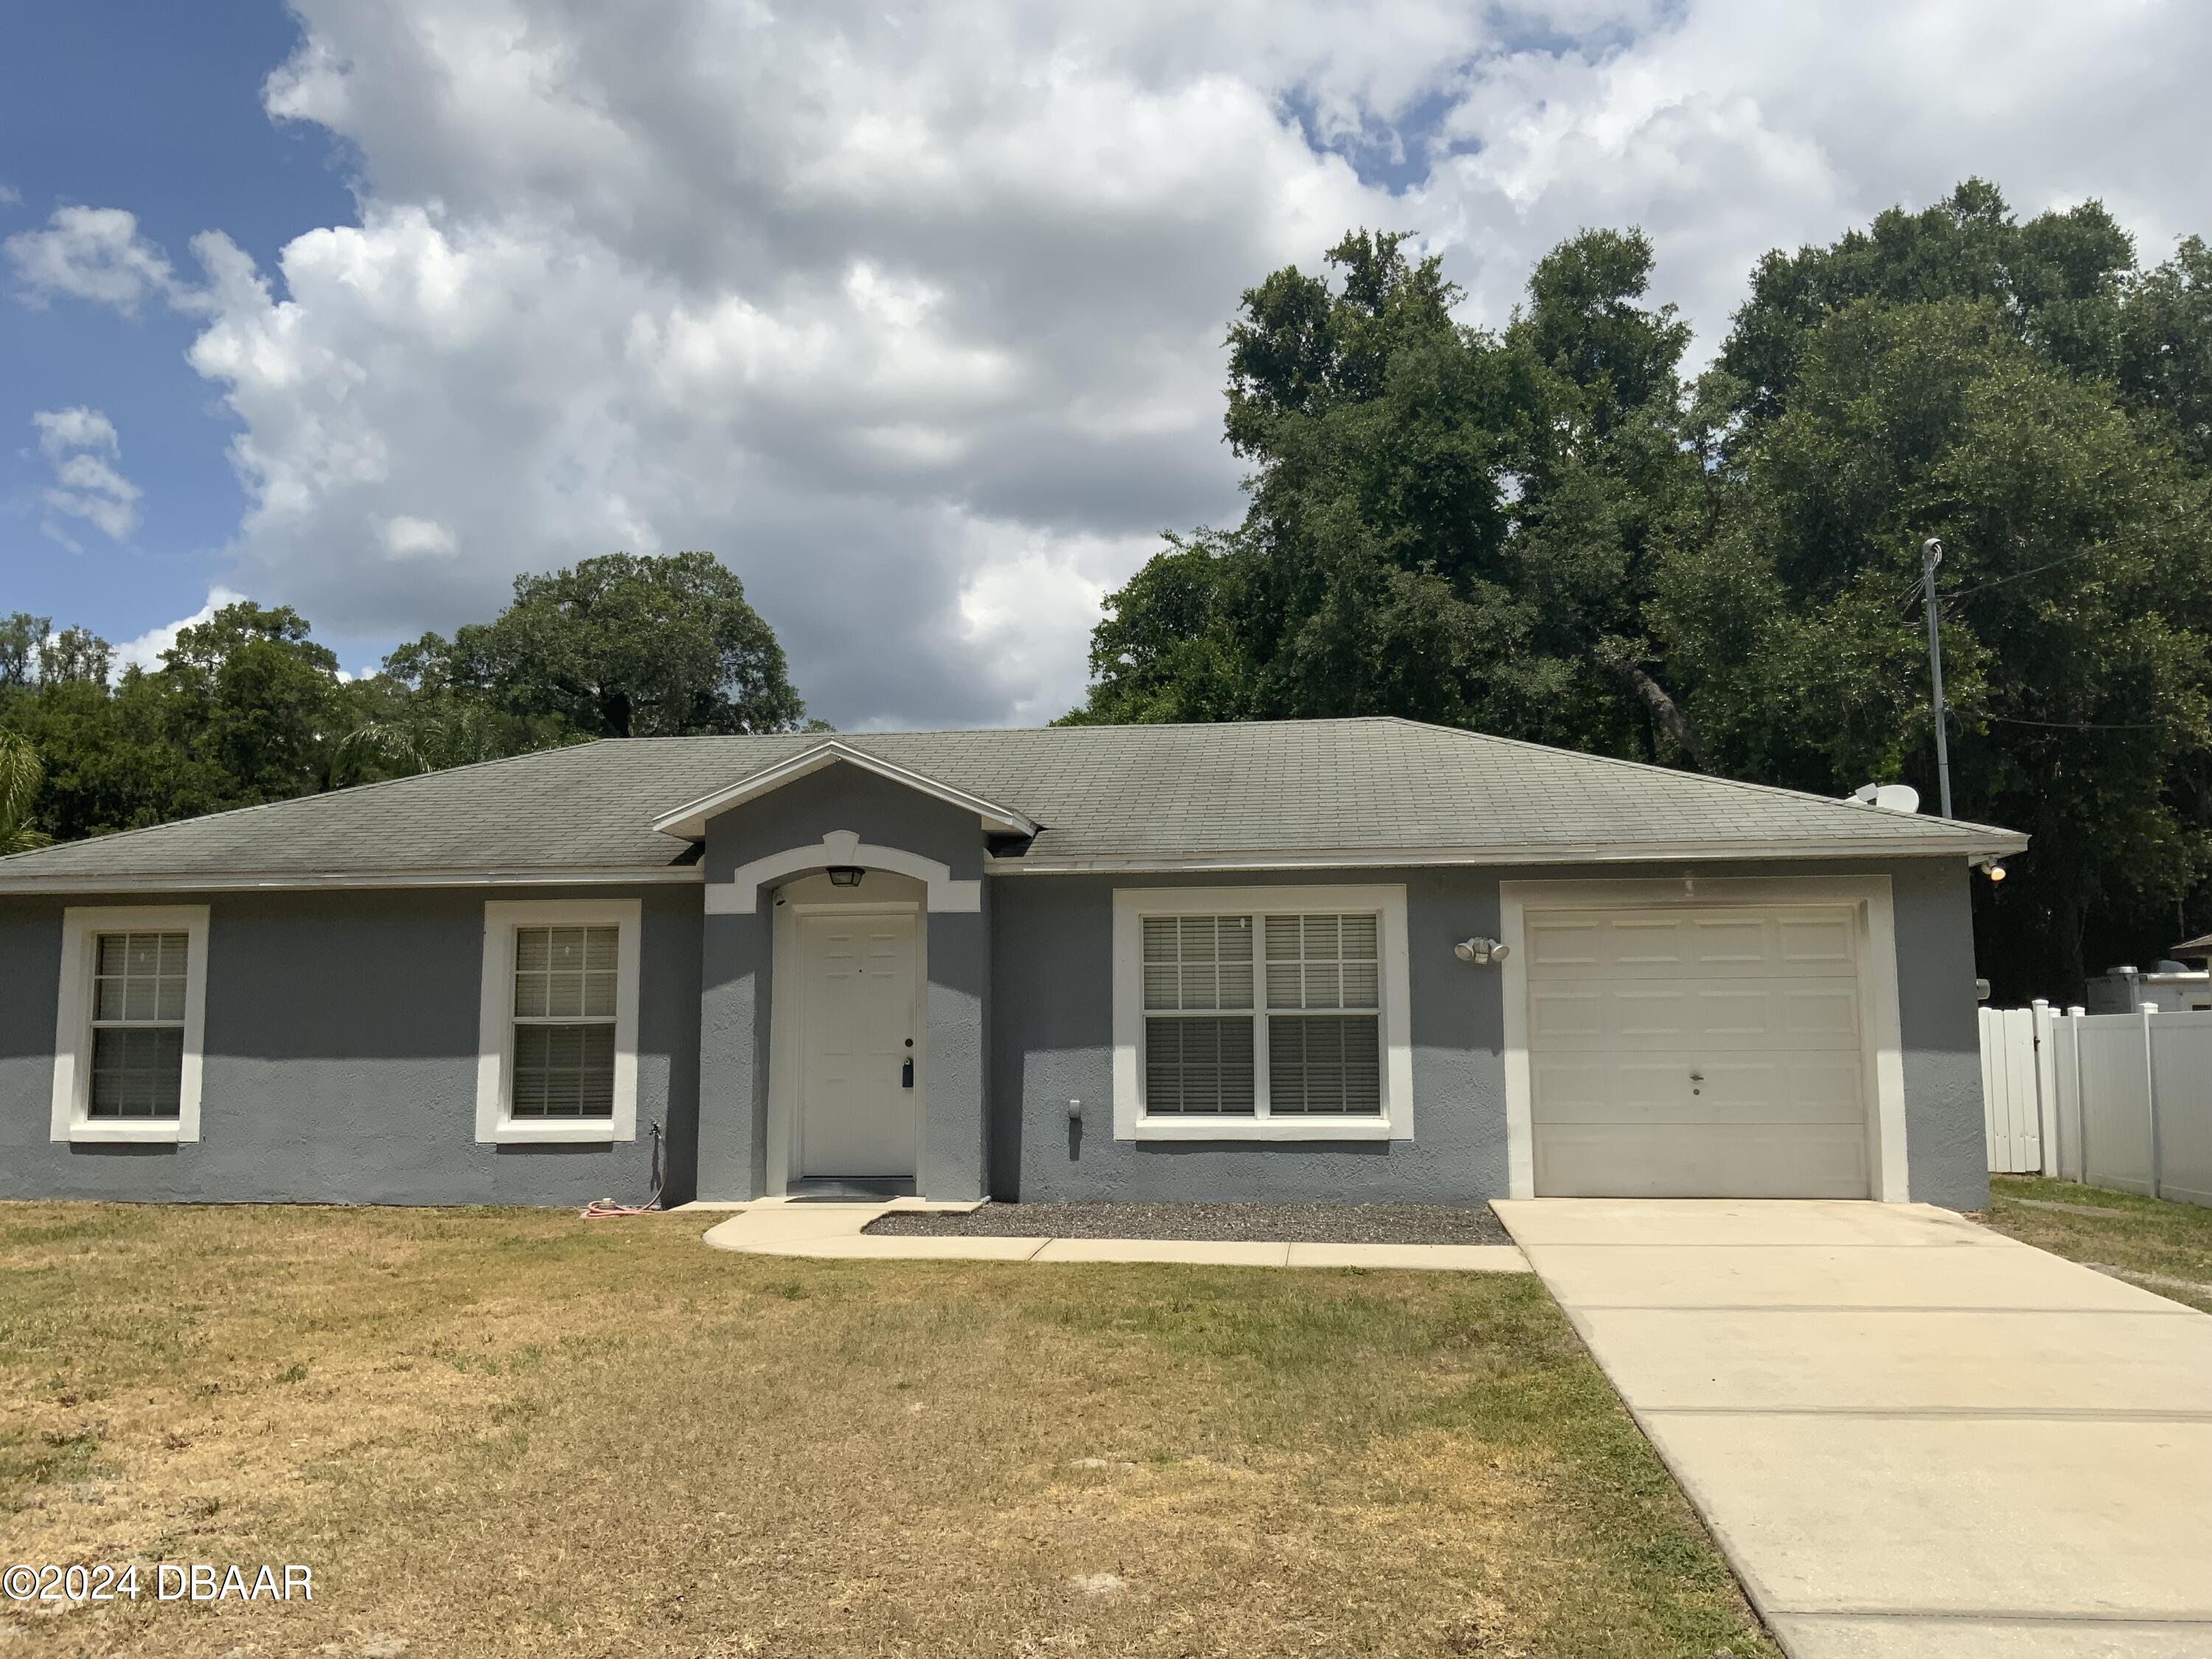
0;717;2025;891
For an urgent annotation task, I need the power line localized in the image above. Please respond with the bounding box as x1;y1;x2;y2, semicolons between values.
1983;713;2165;731
1941;547;2109;602
1893;545;2108;616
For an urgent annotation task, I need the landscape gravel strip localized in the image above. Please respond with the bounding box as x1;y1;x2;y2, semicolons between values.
863;1200;1511;1246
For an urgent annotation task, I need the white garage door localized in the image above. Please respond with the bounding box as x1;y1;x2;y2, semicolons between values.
1526;903;1874;1198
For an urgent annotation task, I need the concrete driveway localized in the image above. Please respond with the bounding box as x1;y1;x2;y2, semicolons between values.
1492;1199;2212;1658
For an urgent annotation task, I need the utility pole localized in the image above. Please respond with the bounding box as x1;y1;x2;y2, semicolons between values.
1921;537;1953;819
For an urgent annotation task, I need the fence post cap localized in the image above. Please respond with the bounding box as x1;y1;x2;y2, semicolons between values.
2066;1005;2086;1016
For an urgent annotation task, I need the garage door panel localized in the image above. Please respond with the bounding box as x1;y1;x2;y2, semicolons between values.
1781;985;1862;1040
1533;1123;1872;1199
1534;1054;1866;1125
1617;987;1692;1038
1686;914;1768;970
1523;898;1875;1199
1526;917;1605;971
1695;1057;1867;1121
1778;914;1855;967
1529;908;1863;980
1528;985;1606;1040
1531;1056;1689;1118
1530;979;1863;1049
1700;984;1778;1036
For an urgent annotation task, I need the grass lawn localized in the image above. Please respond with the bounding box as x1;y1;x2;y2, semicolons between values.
0;1203;1773;1659
1984;1175;2212;1315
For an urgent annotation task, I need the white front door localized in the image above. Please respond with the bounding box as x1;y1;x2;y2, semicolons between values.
797;909;919;1178
1526;902;1874;1198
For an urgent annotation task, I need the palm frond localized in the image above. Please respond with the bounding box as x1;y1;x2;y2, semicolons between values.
0;731;49;854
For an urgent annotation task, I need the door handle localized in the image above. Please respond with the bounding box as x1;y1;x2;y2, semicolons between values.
901;1059;914;1088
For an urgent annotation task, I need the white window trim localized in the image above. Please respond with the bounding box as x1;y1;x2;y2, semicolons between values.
1112;885;1413;1142
1497;874;1909;1203
475;898;641;1145
50;905;210;1145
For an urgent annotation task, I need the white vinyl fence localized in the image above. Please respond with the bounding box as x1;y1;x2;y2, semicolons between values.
1980;1001;2212;1208
1978;1006;2045;1174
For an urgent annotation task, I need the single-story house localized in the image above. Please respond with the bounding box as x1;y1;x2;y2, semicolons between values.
0;717;2025;1211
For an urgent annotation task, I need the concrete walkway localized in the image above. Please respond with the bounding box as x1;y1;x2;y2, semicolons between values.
1493;1198;2212;1658
696;1199;1530;1272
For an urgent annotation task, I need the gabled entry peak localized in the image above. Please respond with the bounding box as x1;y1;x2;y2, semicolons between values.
653;739;1039;841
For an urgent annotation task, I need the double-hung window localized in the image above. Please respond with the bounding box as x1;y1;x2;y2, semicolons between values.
511;925;620;1118
51;906;210;1144
1113;886;1411;1141
476;900;641;1144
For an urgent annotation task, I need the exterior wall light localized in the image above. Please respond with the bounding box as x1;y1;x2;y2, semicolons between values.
827;866;866;887
1454;936;1509;965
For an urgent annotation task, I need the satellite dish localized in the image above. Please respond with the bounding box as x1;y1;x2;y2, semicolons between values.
1848;782;1921;814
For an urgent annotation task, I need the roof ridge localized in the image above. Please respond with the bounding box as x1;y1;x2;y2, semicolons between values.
582;719;1405;745
0;739;606;871
1371;715;2009;835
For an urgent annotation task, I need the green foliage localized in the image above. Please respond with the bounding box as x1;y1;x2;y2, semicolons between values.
162;602;346;806
1076;222;1705;764
387;551;805;738
1;552;804;854
1077;182;2212;997
1672;181;2212;992
0;730;49;855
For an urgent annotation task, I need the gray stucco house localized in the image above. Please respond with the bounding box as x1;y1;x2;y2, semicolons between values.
0;718;2025;1211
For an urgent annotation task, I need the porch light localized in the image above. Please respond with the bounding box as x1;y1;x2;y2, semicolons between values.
827;866;865;888
1454;937;1509;965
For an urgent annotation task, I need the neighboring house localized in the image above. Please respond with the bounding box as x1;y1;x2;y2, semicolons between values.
2082;961;2212;1013
2171;935;2212;964
0;717;2025;1211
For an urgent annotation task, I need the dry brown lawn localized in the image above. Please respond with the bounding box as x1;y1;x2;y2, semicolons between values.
0;1203;1774;1659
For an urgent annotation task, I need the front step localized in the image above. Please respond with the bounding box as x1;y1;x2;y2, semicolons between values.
783;1177;917;1202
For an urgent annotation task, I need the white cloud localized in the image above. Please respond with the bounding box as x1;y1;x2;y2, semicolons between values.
33;406;120;459
5;206;199;315
31;407;142;546
380;515;459;559
32;0;2212;724
113;587;249;675
0;184;21;206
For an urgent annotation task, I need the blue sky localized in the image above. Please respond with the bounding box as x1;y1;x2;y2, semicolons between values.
4;1;2207;724
1;1;351;663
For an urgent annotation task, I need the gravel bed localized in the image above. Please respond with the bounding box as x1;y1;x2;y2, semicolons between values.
863;1200;1510;1246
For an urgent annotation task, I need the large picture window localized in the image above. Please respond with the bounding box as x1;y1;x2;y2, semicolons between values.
1113;886;1411;1141
476;900;641;1144
51;905;210;1145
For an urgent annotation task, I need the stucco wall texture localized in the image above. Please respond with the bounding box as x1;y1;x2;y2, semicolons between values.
988;858;1989;1211
0;837;1986;1210
0;885;698;1207
694;764;990;1202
